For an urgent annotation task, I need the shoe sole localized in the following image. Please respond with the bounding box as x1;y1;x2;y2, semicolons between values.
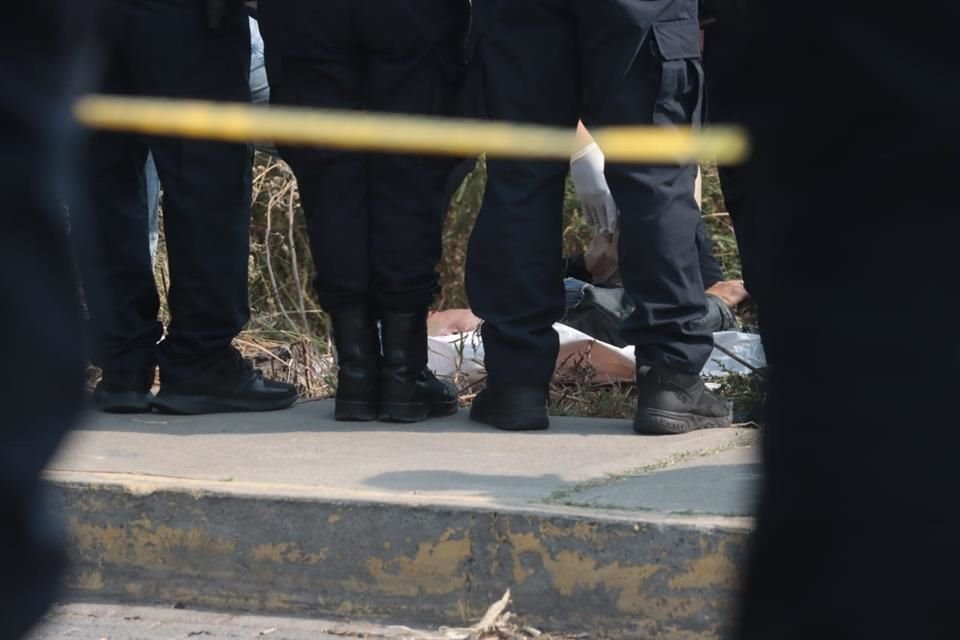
94;392;154;414
379;399;459;424
469;406;549;432
151;393;297;415
633;408;733;435
335;400;379;422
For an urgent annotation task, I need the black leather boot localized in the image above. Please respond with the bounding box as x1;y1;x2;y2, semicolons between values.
329;304;381;421
379;309;458;423
633;365;733;435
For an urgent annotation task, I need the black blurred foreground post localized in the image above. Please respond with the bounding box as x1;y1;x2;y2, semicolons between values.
734;2;960;638
0;3;91;638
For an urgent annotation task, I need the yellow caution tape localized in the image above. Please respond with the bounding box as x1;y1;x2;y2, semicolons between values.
74;95;749;164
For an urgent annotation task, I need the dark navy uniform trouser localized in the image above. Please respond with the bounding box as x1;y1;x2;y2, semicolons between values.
703;17;765;306
1;2;89;636
730;3;960;639
257;0;469;313
465;0;713;388
77;0;253;380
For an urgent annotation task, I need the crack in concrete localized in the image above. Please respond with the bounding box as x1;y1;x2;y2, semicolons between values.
541;432;757;508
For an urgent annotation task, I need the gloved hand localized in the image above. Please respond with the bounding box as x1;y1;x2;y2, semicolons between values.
570;142;619;236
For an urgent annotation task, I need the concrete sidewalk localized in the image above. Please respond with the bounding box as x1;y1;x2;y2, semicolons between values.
29;603;438;640
48;400;761;639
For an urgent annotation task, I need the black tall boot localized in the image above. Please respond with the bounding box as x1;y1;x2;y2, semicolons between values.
329;304;381;422
379;309;458;423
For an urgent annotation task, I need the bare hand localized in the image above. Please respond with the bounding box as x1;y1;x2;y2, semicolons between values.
706;280;749;307
427;309;481;337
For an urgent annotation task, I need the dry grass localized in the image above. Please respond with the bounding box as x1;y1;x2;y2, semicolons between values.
382;591;588;640
247;156;326;338
549;352;637;420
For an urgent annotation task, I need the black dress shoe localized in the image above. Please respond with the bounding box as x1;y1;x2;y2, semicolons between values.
93;380;154;414
93;360;156;414
378;309;458;423
470;384;549;432
152;348;297;415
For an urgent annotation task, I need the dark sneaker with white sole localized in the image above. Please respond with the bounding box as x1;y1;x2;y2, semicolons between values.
152;348;297;415
633;366;733;435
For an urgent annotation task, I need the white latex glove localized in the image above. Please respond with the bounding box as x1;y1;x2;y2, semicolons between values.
570;142;619;235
